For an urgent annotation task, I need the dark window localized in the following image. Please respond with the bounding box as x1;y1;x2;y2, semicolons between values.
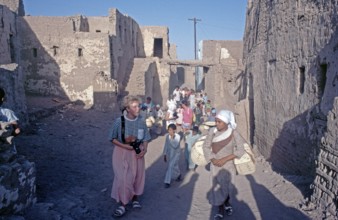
96;30;101;33
132;30;135;47
9;34;15;62
153;38;163;58
119;25;122;39
78;48;83;57
318;64;327;98
299;66;305;94
33;48;37;58
124;28;127;43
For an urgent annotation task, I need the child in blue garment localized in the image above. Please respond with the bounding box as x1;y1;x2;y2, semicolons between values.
163;124;182;188
0;87;20;146
185;126;201;171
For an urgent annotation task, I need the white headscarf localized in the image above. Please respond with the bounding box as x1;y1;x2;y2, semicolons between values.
216;110;237;129
166;99;176;111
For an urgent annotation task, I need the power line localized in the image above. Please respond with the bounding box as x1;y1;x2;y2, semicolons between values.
199;22;243;32
188;17;201;60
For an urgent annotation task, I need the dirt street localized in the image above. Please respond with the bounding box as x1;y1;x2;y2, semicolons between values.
7;100;319;220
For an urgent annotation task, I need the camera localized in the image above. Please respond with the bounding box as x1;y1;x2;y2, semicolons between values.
130;139;142;154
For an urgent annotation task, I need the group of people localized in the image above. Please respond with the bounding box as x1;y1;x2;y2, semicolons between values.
109;93;246;219
1;85;242;219
166;86;217;134
136;87;217;138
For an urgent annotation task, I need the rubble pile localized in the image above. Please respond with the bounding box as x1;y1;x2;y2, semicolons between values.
0;122;36;214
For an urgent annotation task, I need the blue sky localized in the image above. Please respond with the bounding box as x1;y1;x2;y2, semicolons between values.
23;0;247;60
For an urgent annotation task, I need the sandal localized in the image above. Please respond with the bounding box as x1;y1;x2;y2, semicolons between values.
113;205;126;217
132;200;142;209
224;205;233;216
214;213;224;219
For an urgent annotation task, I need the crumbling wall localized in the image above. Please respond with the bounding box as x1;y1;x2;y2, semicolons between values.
19;16;111;108
92;71;118;112
311;97;338;218
243;0;338;176
181;66;195;90
140;26;170;59
125;58;167;106
17;8;172;112
0;3;35;214
0;4;18;65
0;4;27;123
0;65;27;124
169;43;177;60
202;40;244;108
86;17;110;33
0;0;24;16
108;9;143;97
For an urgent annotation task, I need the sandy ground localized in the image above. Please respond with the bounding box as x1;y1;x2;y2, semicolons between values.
4;100;320;220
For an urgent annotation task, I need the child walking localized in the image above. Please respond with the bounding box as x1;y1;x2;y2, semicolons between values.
163;124;182;188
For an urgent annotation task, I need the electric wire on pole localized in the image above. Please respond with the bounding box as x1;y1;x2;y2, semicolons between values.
188;17;201;60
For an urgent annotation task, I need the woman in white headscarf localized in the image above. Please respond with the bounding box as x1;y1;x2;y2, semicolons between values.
202;110;245;219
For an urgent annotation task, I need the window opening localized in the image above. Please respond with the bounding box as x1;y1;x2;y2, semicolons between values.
124;28;127;43
9;34;15;62
119;25;122;39
299;66;305;94
32;48;37;58
78;48;83;57
318;64;327;98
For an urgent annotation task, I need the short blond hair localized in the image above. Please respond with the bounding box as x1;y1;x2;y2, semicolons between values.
121;95;141;110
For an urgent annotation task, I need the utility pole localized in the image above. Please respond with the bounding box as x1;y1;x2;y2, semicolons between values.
188;17;201;60
188;17;201;91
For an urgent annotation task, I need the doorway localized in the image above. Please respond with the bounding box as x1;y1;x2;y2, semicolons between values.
153;38;163;58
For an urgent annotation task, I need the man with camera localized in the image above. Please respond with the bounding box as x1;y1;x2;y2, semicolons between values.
109;95;151;217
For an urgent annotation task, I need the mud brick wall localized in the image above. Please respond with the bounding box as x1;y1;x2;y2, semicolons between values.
243;0;338;175
0;0;24;16
311;97;338;218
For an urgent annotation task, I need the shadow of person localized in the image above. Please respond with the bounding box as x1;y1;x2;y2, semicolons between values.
246;175;311;220
207;169;255;220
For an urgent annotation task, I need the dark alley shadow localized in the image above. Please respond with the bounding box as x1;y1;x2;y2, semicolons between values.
207;169;255;220
234;69;255;144
269;110;321;198
245;175;310;220
269;26;338;197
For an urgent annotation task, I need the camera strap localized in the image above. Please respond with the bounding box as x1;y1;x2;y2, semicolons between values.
121;116;126;144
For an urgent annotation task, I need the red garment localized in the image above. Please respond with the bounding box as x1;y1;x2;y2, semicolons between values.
111;146;145;204
183;107;193;124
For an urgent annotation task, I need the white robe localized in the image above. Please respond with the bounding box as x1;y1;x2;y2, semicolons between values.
163;133;181;184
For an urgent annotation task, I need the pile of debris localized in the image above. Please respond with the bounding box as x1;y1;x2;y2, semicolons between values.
0;122;36;214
